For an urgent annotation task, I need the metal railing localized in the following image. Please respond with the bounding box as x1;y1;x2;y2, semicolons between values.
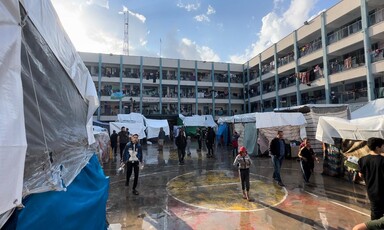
369;8;384;26
328;20;362;45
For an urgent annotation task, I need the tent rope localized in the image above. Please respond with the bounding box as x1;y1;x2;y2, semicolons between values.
21;25;50;156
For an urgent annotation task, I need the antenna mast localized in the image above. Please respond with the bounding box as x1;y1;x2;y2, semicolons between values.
123;11;129;55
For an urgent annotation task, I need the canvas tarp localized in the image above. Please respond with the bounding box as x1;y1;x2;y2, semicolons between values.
1;0;99;220
351;98;384;119
180;115;217;127
117;113;146;124
316;115;384;144
255;112;307;154
145;119;170;139
109;122;146;139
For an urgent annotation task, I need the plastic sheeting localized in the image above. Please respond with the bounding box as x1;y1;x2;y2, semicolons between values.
109;122;146;139
181;115;217;127
117;113;146;124
351;98;384;119
22;1;99;145
316;115;384;144
0;1;27;216
6;155;109;230
255;112;307;129
216;124;229;146
20;12;95;198
92;131;111;163
145;119;170;139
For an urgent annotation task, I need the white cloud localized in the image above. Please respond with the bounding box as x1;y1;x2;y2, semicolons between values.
161;32;220;61
194;14;210;22
229;0;318;64
86;0;109;9
207;5;216;15
51;1;150;56
177;1;201;11
122;5;146;23
194;5;216;23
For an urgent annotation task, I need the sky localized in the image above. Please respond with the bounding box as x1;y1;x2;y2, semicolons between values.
51;0;340;64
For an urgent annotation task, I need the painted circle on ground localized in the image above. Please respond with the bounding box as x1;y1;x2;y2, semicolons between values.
166;170;287;212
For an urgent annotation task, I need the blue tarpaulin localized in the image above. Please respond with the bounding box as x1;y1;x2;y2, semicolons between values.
217;124;229;146
8;154;109;230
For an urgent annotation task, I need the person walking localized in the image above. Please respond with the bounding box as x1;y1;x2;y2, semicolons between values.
233;146;252;201
158;127;166;151
175;128;187;165
269;131;286;187
232;131;240;157
358;137;384;220
298;139;318;183
206;127;215;158
186;136;192;156
110;130;118;159
196;128;202;151
118;127;130;162
123;133;143;195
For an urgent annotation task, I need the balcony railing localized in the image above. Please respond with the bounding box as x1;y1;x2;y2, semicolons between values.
369;8;384;26
329;54;365;75
328;20;362;45
299;39;322;58
278;54;295;67
371;48;384;63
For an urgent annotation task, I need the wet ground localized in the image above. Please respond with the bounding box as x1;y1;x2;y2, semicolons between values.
103;142;371;230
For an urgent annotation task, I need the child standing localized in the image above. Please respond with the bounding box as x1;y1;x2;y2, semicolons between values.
233;146;252;200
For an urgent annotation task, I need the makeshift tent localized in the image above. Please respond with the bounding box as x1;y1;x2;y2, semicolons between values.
216;123;229;147
93;130;111;163
0;1;106;228
351;98;384;119
117;113;146;124
255;112;307;155
275;104;350;154
180;114;217;127
109;122;147;139
145;119;170;139
316;115;384;144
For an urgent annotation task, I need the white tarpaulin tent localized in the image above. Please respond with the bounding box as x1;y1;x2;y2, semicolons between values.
351;98;384;119
316;115;384;144
0;0;98;223
180;114;217;127
109;122;147;139
217;113;257;124
255;112;307;154
117;113;146;124
145;119;170;139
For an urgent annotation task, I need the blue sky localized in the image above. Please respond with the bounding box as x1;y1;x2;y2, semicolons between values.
51;0;340;63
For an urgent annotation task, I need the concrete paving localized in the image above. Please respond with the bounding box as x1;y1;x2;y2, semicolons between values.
103;142;371;230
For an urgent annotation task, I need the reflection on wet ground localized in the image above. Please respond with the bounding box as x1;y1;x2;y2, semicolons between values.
103;142;371;229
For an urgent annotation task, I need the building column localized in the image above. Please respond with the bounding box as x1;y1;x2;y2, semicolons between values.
211;62;216;117
227;63;232;116
119;55;123;114
159;58;163;114
274;44;280;109
195;61;198;115
293;30;302;105
139;56;143;113
177;59;181;114
320;12;331;104
97;53;102;120
361;0;375;101
247;61;250;113
242;65;246;113
258;54;263;112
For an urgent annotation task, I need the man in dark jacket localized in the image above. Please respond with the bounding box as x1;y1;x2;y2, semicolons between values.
206;127;216;158
175;127;187;165
269;131;285;186
110;130;118;159
118;127;130;162
123;133;143;195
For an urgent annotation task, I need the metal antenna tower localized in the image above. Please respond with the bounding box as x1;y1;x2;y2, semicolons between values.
123;10;129;55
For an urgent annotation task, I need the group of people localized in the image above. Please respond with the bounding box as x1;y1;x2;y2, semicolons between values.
109;125;384;229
